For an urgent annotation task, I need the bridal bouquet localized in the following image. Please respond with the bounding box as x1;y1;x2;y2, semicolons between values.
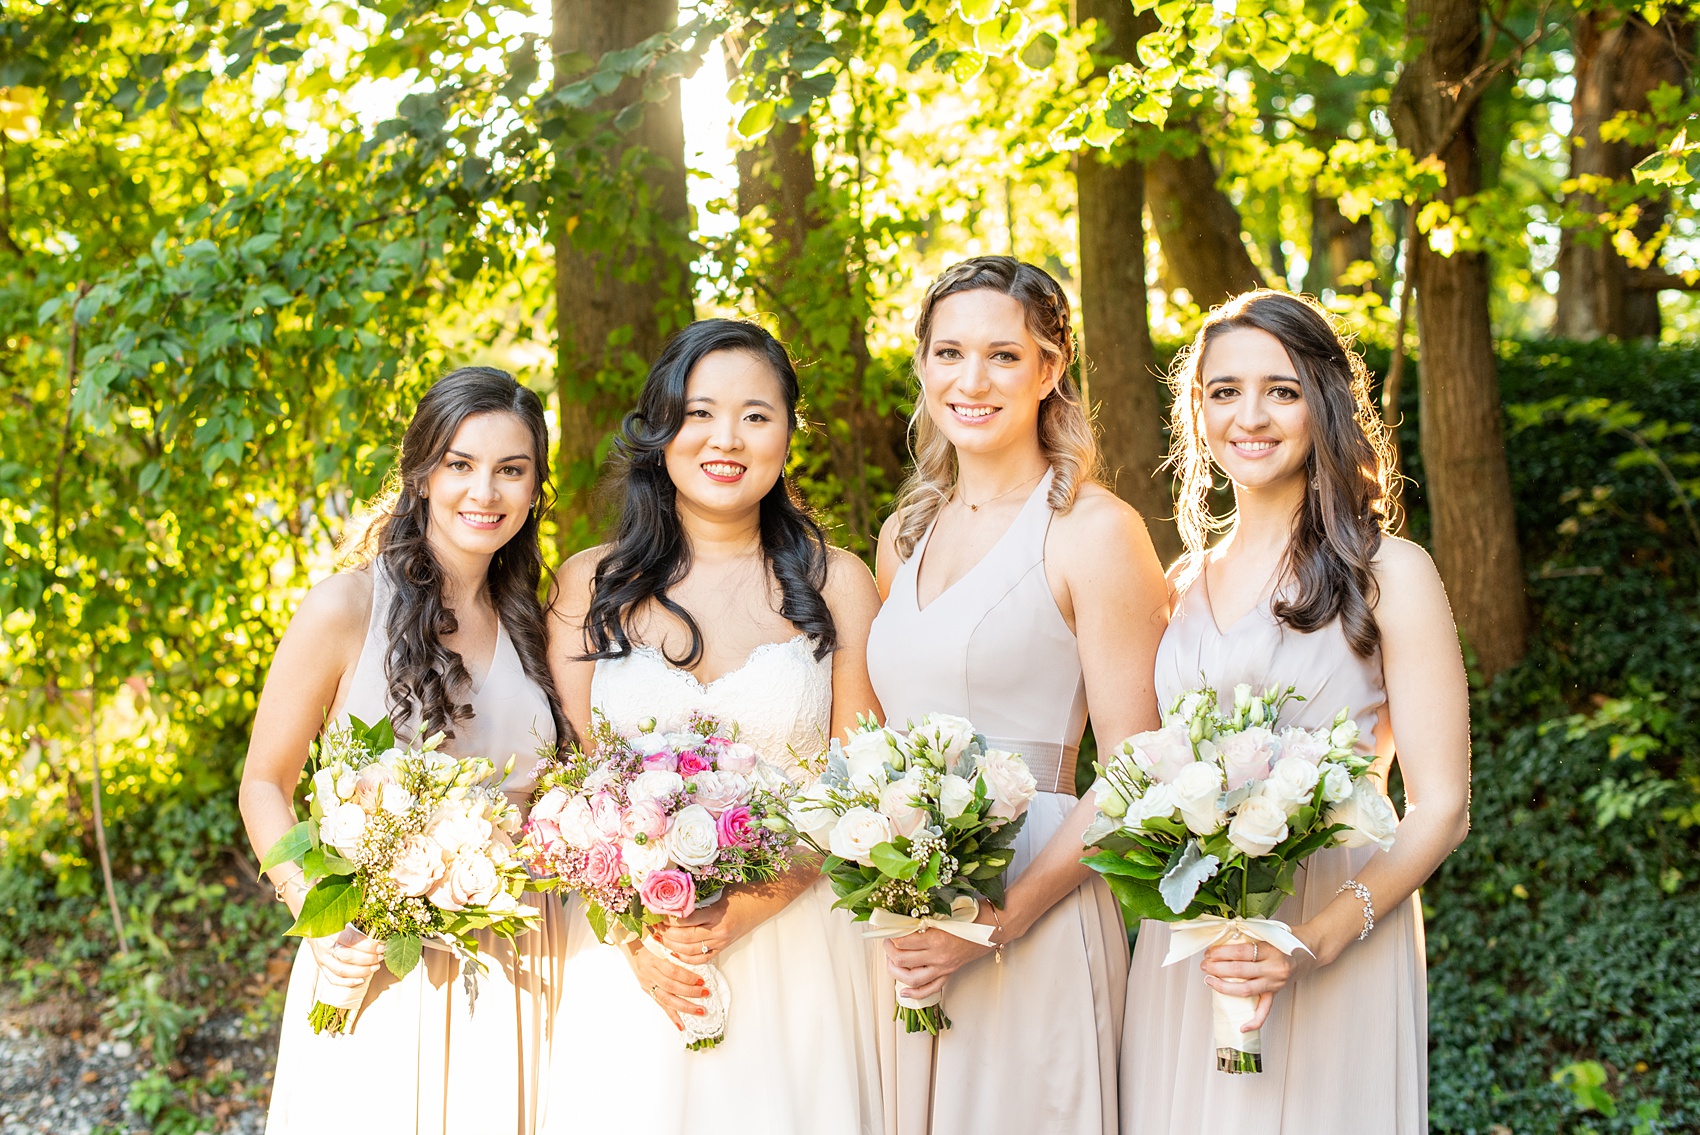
787;714;1037;1034
518;713;797;1049
260;715;539;1034
1082;684;1398;1072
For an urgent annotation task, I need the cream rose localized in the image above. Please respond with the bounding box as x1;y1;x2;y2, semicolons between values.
389;835;447;897
621;835;673;880
1278;727;1331;766
1122;725;1196;783
828;806;894;867
426;802;493;857
428;851;502;911
352;764;398;812
378;782;415;816
1171;760;1227;836
877;778;929;838
1328;780;1399;851
1126;781;1182;826
1226;795;1290;857
937;774;975;819
977;749;1038;820
318;801;368;857
1217;727;1279;790
716;742;759;775
690;770;751;814
1266;756;1322;815
664;804;721;868
1318;761;1354;804
908;714;975;765
843;729;901;786
788;784;841;844
554;794;596;848
627;768;685;806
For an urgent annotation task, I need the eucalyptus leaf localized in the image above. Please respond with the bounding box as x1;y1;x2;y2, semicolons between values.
1158;842;1221;914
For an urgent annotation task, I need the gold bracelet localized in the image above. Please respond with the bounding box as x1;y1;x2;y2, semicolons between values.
272;872;306;905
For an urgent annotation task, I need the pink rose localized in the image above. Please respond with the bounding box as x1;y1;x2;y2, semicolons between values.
1124;725;1197;783
691;770;751;814
677;751;712;777
1218;727;1279;790
581;841;624;888
642;750;679;772
623;798;669;840
353;764;398;812
716;805;757;849
526;816;563;852
639;868;696;918
715;743;758;775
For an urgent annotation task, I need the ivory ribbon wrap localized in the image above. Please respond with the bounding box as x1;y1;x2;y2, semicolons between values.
862;895;996;1011
310;926;378;1034
1161;915;1313;1073
644;936;730;1048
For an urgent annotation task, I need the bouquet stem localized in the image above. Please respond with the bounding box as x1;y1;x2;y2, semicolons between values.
643;937;729;1050
1209;985;1262;1074
308;926;378;1035
895;1002;950;1034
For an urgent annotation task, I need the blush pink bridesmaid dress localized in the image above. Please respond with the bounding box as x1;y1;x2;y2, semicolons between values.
865;470;1129;1135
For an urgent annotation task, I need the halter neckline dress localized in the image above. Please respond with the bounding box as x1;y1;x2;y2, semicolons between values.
1120;570;1426;1134
865;470;1129;1135
265;564;560;1135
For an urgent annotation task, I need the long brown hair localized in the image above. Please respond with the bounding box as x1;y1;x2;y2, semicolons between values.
1168;290;1400;656
341;367;568;744
893;256;1101;559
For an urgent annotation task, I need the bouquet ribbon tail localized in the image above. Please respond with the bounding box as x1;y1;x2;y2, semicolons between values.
1160;915;1311;967
861;895;996;945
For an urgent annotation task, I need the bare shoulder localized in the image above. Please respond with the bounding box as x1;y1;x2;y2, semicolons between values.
823;543;881;616
1050;482;1154;553
1370;535;1453;625
294;568;373;635
551;544;612;611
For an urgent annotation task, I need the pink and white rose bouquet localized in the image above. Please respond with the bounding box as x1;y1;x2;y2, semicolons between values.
259;716;538;1034
786;714;1036;1035
1082;684;1397;1073
518;712;797;1049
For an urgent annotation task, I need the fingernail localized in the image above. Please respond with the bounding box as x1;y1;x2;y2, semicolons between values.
696;1009;706;1016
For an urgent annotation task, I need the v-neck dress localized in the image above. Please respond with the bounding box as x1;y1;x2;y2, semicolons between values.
865;470;1129;1135
1120;572;1426;1135
266;563;562;1135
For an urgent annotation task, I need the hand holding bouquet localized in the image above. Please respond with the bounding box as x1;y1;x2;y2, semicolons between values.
787;713;1037;1034
518;713;797;1049
260;715;539;1034
1082;684;1398;1072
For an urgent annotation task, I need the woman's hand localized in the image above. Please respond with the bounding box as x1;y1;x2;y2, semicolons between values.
1198;926;1323;1032
621;938;708;1031
651;895;757;966
881;901;1000;1002
307;929;385;990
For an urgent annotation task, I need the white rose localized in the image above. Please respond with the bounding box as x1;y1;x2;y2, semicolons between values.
663;731;704;753
627;769;684;805
908;714;975;766
630;732;672;757
1318;761;1354;804
389;835;447;897
312;762;359;806
1126;781;1182;826
843;729;901;787
1330;719;1362;752
379;783;415;815
977;749;1038;820
1171;761;1227;835
1266;756;1322;815
748;760;792;795
716;742;759;775
318;801;368;857
621;836;673;880
426;803;493;857
788;784;842;844
1327;780;1399;851
828;806;895;867
1093;780;1128;818
428;851;502;911
665;804;721;868
1278;727;1331;766
877;779;929;838
937;774;975;819
555;795;596;848
581;762;618;794
690;770;751;814
1226;794;1290;857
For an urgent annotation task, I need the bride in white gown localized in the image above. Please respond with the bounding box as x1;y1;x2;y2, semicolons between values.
541;320;886;1135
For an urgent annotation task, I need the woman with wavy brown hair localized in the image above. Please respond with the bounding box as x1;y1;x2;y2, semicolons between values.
866;256;1170;1134
1120;291;1470;1135
240;367;568;1135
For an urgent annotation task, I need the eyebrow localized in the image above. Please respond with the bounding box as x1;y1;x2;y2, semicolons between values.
686;396;778;410
447;449;532;462
1204;373;1299;386
931;339;1025;349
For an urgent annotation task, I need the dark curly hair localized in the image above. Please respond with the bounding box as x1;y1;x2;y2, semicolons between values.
343;367;569;745
582;319;837;668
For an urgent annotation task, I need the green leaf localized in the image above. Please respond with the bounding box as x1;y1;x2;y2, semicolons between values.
285;879;361;938
1082;850;1167;879
384;934;422;978
870;841;922;880
1102;873;1180;922
957;0;999;23
258;822;312;872
241;232;280;257
737;100;776;139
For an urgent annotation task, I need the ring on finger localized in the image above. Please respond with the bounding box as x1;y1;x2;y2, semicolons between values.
700;943;709;955
1251;941;1260;962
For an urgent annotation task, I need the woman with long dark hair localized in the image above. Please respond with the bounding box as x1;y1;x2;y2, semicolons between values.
866;256;1170;1135
241;367;568;1134
540;319;886;1135
1120;290;1470;1134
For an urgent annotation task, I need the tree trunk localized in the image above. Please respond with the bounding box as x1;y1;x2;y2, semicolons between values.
551;0;694;552
1392;0;1528;678
1145;129;1264;310
1075;0;1178;563
1306;194;1377;295
1554;10;1693;340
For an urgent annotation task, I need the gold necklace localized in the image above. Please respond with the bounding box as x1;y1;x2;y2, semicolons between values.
954;469;1045;512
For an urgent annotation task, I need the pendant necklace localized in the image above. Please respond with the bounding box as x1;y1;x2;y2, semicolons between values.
955;469;1045;512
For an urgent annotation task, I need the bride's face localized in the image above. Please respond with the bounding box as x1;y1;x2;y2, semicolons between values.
664;349;791;519
920;289;1058;459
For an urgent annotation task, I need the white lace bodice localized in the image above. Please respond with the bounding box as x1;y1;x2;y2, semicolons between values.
588;635;833;776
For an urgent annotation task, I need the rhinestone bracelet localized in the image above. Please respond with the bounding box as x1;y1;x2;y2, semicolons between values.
1336;878;1375;941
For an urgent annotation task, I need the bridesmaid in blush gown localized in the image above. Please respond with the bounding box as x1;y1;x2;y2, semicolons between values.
540;319;886;1135
866;256;1169;1135
240;368;568;1135
1120;291;1471;1135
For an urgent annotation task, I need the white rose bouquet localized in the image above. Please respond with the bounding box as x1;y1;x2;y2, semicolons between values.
786;714;1036;1035
259;715;538;1034
517;712;797;1050
1081;685;1397;1073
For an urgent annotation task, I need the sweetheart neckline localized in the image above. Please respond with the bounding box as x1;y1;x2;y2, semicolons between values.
617;633;816;692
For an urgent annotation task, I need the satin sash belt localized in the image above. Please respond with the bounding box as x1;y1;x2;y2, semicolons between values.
981;736;1080;796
